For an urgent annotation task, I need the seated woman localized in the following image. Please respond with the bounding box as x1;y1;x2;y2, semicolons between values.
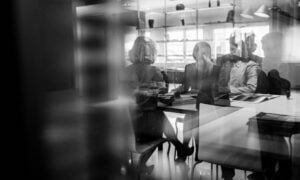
121;36;193;165
173;41;216;157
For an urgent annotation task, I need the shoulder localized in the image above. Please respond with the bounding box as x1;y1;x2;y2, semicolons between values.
124;64;134;74
250;55;263;64
246;61;258;67
216;54;231;65
185;63;195;69
149;65;161;73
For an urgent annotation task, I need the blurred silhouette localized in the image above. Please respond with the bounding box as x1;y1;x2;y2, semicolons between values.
245;33;263;67
121;36;193;169
247;32;293;180
216;31;259;180
261;32;290;81
173;41;215;98
268;69;291;96
216;32;258;96
173;41;215;152
244;32;269;94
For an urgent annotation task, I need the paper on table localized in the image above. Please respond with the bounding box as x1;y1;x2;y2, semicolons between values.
231;94;279;103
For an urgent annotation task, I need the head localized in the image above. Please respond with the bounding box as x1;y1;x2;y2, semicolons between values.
268;69;280;79
129;36;157;65
261;32;283;59
193;41;211;62
245;33;257;55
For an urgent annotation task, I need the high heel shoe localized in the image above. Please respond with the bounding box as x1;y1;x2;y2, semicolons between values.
176;146;194;161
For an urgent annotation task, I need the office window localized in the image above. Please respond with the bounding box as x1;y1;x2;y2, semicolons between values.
213;27;233;58
167;42;184;56
186;41;198;56
213;25;269;58
240;25;269;58
165;28;203;69
168;29;184;40
142;28;203;70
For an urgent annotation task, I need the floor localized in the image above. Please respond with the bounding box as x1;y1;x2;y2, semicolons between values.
139;112;249;180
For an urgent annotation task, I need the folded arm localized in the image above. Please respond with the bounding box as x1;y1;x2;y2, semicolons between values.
230;62;258;94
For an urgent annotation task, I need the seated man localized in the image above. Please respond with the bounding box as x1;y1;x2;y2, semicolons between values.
246;32;292;180
217;33;258;95
245;32;269;94
216;32;259;180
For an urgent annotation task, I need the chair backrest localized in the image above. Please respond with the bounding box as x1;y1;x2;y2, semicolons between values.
255;70;270;94
267;69;291;95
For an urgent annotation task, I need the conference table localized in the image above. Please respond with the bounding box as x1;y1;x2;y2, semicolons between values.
158;91;300;176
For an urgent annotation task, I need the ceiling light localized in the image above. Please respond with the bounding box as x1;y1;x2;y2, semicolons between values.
254;5;270;18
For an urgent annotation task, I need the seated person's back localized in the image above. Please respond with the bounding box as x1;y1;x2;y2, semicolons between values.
175;41;215;101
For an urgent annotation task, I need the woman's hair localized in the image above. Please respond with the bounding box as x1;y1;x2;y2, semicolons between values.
192;41;211;61
129;36;157;65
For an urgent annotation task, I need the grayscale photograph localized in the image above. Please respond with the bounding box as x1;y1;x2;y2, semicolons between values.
12;0;300;180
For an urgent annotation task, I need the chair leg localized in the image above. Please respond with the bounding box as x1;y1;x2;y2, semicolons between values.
175;121;179;136
137;171;141;180
244;170;247;180
167;142;171;156
211;164;213;180
173;142;177;160
216;165;219;180
158;144;163;151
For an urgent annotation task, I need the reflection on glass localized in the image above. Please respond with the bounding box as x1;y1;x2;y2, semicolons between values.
240;25;269;57
186;41;198;55
167;42;184;55
168;30;184;40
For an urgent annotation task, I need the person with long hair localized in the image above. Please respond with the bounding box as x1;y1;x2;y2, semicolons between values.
122;36;194;167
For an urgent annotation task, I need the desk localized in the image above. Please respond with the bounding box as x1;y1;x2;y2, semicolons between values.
158;91;300;173
195;91;300;172
158;94;197;115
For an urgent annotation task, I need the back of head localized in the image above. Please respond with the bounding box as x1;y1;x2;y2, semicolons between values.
261;32;283;59
129;36;157;65
192;41;211;61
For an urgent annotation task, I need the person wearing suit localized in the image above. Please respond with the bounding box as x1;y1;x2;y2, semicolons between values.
175;41;215;96
244;32;269;94
173;41;216;157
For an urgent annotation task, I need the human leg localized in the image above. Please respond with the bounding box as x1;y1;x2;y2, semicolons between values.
221;166;235;180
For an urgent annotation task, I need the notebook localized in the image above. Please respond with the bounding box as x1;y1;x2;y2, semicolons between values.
231;94;279;103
